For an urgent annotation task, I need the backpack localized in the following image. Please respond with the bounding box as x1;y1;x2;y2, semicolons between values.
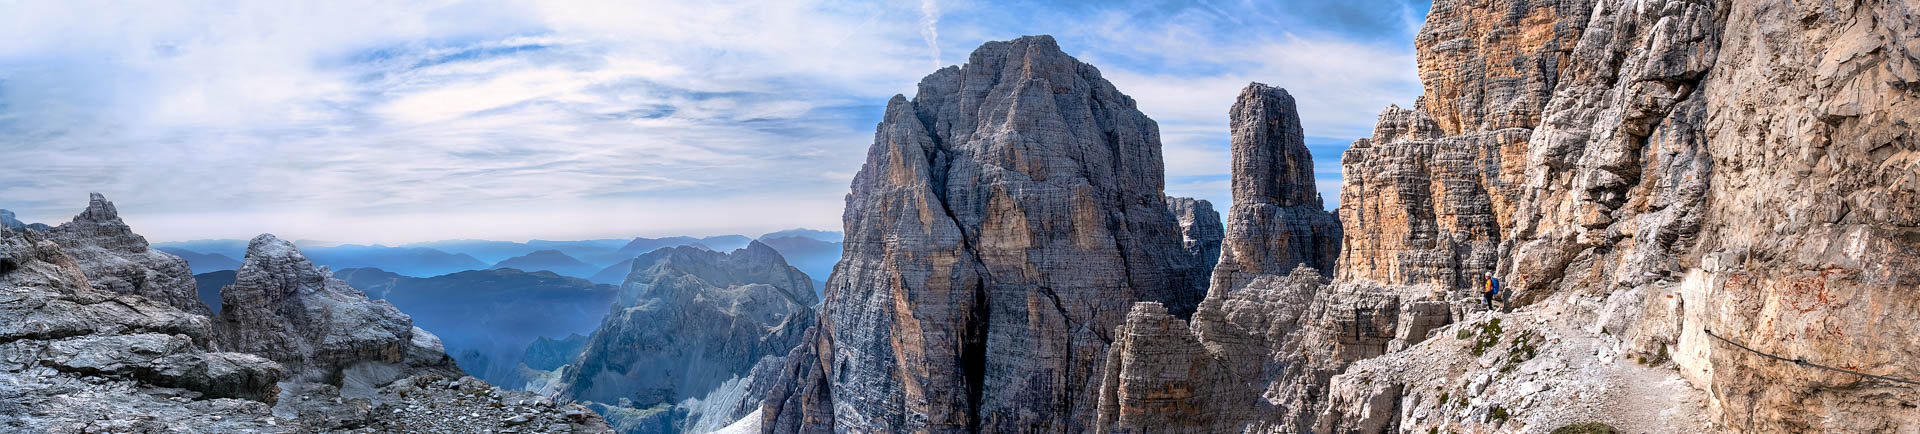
1486;277;1500;296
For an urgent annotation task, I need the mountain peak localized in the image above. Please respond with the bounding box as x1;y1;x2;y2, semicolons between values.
74;192;119;223
244;233;303;263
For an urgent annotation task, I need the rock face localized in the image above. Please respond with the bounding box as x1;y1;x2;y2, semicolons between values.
1094;83;1441;433
757;0;1915;430
1615;0;1917;431
1;225;285;403
1335;0;1596;290
43;193;209;315
1164;196;1223;285
1096;267;1451;433
760;35;1205;433
1211;83;1343;293
4;215;614;432
1336;105;1515;289
213;234;461;389
756;235;844;298
1323;0;1920;431
555;242;815;433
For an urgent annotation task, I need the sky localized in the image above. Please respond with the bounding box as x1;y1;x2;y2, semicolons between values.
0;0;1430;244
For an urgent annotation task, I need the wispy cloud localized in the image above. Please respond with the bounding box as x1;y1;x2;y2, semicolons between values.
0;0;1426;243
921;0;943;69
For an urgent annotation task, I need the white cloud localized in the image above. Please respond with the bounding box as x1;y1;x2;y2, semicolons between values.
0;0;1423;242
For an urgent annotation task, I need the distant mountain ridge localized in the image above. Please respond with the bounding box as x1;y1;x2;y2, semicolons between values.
160;247;241;274
758;228;842;242
491;249;601;278
554;241;816;433
155;240;486;277
337;267;618;388
753;235;840;299
154;230;840;281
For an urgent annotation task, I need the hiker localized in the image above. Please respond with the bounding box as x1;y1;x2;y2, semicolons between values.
1482;272;1501;310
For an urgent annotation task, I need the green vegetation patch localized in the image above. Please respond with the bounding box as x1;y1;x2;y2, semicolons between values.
1468;318;1504;356
1500;329;1542;373
1486;405;1510;423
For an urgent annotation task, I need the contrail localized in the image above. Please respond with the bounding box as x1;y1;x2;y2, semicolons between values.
920;0;941;69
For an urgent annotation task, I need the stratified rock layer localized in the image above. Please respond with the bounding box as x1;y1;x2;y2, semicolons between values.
1165;196;1223;289
1095;83;1375;433
45;193;209;315
213;234;460;389
1096;265;1452;434
1211;83;1342;293
763;35;1204;433
1;225;285;405
1327;0;1920;431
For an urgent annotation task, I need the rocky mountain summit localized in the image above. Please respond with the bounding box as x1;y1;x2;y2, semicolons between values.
212;234;462;391
759;35;1209;433
547;242;815;433
43;193;209;315
1165;196;1224;289
0;195;612;432
1211;83;1343;291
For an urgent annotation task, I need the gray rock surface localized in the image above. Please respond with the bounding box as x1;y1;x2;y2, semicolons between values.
1211;83;1342;293
763;35;1206;434
325;373;613;433
1323;0;1920;431
557;241;814;433
1;225;285;403
2;207;612;433
1;221;289;432
43;193;210;315
212;234;461;387
1096;264;1451;433
1165;196;1223;287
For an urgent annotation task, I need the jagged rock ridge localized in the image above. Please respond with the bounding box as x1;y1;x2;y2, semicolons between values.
760;35;1207;433
0;196;613;432
1165;196;1224;290
1210;83;1343;293
554;241;815;433
1094;82;1441;433
43;193;209;314
212;234;461;392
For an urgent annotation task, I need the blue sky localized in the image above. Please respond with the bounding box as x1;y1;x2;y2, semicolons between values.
0;0;1429;243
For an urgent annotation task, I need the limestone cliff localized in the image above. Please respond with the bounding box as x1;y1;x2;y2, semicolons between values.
45;193;209;315
761;35;1205;433
1165;196;1223;289
1096;0;1917;430
1325;0;1920;431
1211;83;1342;292
1337;0;1596;290
1094;83;1439;433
